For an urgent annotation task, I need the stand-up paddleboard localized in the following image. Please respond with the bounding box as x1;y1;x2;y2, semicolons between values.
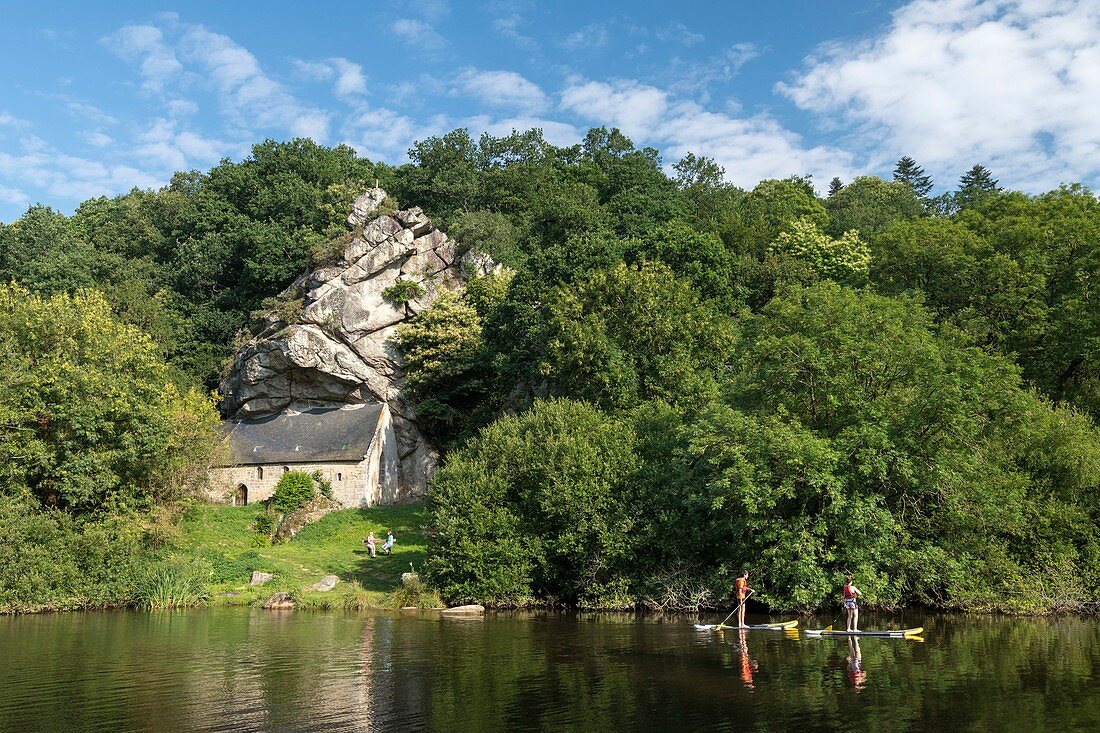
803;627;923;638
694;619;799;631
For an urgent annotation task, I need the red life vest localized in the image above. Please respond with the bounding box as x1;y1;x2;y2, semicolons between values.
843;582;856;599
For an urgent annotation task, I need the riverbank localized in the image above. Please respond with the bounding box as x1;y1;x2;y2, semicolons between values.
172;502;439;610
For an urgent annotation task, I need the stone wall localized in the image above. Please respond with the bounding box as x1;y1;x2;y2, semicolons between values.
209;461;371;507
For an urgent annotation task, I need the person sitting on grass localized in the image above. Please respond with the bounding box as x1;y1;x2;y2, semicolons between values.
364;531;377;558
382;530;396;555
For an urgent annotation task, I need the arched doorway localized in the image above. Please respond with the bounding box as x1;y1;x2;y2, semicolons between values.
234;484;248;506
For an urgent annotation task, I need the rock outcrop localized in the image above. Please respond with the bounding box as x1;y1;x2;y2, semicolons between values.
220;189;497;498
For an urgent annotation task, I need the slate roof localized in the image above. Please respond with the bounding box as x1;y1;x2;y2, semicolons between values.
216;404;384;466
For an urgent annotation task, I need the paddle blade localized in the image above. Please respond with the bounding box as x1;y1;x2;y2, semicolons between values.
824;625;833;631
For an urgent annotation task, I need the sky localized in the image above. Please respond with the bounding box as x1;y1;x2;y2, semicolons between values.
2;0;1099;222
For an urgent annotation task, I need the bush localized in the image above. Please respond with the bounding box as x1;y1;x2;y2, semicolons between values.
271;471;317;514
0;499;151;612
382;279;425;304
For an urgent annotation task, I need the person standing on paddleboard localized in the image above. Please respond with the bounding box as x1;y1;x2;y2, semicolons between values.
843;574;862;632
735;570;753;628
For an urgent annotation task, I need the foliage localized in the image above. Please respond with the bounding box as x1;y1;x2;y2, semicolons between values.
540;261;737;409
0;284;219;513
893;156;934;200
0;498;151;612
825;175;925;236
271;471;318;514
382;279;426;305
427;399;639;607
769;217;871;284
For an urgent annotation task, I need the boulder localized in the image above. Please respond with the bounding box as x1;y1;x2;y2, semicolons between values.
249;571;274;586
262;592;295;610
347;187;388;227
308;575;339;592
441;604;485;616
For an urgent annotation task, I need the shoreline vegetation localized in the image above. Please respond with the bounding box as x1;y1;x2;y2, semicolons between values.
4;132;1100;616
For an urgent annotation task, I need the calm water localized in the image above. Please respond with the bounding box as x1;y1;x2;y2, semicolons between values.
1;608;1098;732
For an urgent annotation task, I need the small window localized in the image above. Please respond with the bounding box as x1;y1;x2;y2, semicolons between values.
337;472;343;481
282;466;290;474
257;466;264;480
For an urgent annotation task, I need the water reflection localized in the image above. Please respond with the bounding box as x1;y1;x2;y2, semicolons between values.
1;610;1099;732
846;636;867;691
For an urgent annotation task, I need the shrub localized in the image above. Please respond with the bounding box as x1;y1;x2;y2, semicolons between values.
0;498;151;612
271;471;316;514
382;279;425;304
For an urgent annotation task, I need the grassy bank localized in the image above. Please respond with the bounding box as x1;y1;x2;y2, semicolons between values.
173;502;438;610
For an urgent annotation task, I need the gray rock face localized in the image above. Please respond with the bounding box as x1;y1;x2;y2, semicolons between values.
250;571;274;586
220;189;494;499
262;592;295;610
308;575;340;592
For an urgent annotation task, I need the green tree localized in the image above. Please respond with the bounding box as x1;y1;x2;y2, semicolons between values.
825;176;925;237
427;399;640;606
769;217;870;284
956;164;1001;209
0;284;218;512
893;156;934;199
541;262;737;409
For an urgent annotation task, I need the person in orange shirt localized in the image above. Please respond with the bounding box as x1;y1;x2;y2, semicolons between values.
734;570;753;628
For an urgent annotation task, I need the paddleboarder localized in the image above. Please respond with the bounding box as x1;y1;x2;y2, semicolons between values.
843;574;862;632
735;570;753;628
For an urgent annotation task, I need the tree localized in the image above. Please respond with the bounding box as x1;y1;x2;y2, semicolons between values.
825;176;925;237
769;217;870;284
956;164;1001;209
426;399;640;606
731;178;830;256
0;284;218;512
893;156;934;199
541;262;737;409
828;177;844;197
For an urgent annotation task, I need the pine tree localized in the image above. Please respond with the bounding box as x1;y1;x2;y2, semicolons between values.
956;164;1001;209
893;156;934;199
827;177;844;197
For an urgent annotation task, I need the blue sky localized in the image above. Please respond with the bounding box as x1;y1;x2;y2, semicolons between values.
2;0;1099;222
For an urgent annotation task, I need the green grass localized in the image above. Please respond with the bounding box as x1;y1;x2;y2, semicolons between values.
174;502;434;609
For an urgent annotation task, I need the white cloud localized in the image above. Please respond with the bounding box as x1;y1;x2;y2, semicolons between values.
777;0;1100;191
391;18;447;50
561;79;857;189
329;58;367;97
656;22;704;47
135;118;229;172
0;184;28;206
494;13;537;49
466;114;581;147
80;131;113;147
560;80;669;140
563;23;609;50
166;98;199;117
455;69;547;114
0;136;163;205
407;0;449;21
101;24;182;92
0;112;30;128
178;25;330;141
295;57;367;97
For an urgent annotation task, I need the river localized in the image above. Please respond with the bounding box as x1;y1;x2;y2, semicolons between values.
1;608;1098;732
